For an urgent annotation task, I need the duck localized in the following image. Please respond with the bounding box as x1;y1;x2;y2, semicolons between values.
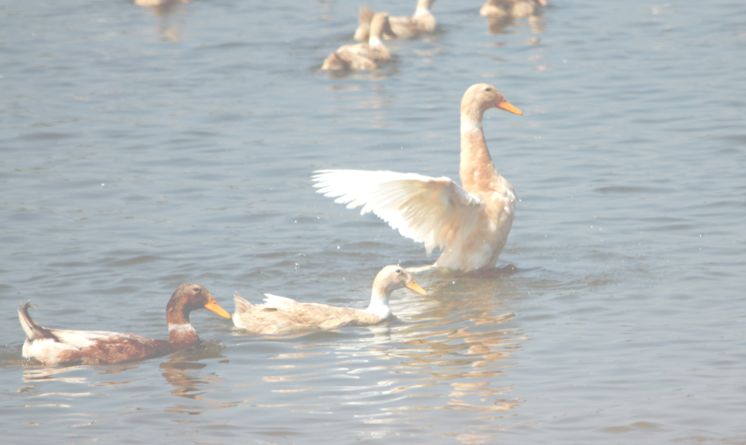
480;0;547;19
134;0;189;9
18;283;231;366
322;12;396;71
354;0;436;41
232;265;427;335
313;84;523;273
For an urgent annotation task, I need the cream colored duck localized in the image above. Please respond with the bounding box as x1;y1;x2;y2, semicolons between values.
322;12;396;71
134;0;189;9
232;265;427;334
18;283;231;366
313;84;523;273
480;0;547;19
354;0;436;41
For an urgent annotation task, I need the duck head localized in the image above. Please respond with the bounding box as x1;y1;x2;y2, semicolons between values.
166;283;231;330
461;83;523;123
374;265;428;297
367;265;427;319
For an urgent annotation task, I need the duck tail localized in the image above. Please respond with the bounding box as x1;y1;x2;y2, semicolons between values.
233;291;254;313
18;301;55;341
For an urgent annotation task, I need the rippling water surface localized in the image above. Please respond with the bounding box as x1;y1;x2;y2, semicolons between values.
1;0;745;443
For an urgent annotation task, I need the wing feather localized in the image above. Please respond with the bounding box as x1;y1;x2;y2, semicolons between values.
313;170;484;254
49;329;148;348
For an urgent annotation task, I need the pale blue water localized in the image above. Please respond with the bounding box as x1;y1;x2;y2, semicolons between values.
1;0;745;443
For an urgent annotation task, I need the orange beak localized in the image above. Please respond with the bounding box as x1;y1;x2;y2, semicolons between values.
496;98;523;115
405;280;428;296
204;294;231;319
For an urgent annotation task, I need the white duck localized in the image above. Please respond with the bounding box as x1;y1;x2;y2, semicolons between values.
322;12;396;71
232;265;427;335
354;0;437;41
313;84;523;273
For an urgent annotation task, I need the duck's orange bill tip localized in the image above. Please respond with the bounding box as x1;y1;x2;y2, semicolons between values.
406;281;428;296
204;297;231;319
496;98;523;115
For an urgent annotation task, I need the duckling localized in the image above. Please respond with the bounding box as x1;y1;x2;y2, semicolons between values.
354;0;436;41
322;12;396;71
232;265;427;334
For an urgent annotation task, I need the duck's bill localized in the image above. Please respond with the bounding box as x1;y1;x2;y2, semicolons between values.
496;98;523;115
405;280;428;296
204;295;231;319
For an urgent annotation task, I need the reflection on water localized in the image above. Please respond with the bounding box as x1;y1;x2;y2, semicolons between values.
17;341;227;412
241;280;524;443
322;58;401;80
22;366;90;384
159;341;225;404
135;0;191;41
486;11;546;35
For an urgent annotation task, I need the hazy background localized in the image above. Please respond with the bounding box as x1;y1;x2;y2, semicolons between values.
1;0;745;443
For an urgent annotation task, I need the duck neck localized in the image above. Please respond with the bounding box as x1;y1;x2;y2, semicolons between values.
460;110;498;192
368;16;387;46
166;300;199;345
365;288;392;320
414;0;434;16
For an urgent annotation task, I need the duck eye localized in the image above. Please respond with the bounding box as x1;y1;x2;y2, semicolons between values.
395;268;402;274
193;286;200;293
485;88;491;92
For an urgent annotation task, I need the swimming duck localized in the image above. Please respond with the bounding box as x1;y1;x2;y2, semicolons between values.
313;84;523;273
480;0;547;19
134;0;189;9
354;0;436;41
322;12;396;71
232;265;427;334
18;283;231;366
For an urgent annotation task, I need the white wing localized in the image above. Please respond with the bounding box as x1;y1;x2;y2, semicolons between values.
49;329;145;348
313;170;484;254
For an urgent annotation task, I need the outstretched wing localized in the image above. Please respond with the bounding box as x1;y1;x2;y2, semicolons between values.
313;169;484;254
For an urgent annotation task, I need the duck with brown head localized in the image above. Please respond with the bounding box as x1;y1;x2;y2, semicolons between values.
313;83;523;273
18;283;231;366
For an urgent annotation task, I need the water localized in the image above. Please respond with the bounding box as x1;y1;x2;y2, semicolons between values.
1;0;745;443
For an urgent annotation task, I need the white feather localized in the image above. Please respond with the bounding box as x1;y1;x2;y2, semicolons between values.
49;329;142;348
22;338;77;361
313;170;484;255
262;293;301;311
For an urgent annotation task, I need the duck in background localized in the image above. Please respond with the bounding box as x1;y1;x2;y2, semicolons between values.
134;0;192;41
313;84;523;273
18;283;231;366
481;0;547;34
232;265;427;335
135;0;187;7
354;0;436;41
322;12;397;71
480;0;546;19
